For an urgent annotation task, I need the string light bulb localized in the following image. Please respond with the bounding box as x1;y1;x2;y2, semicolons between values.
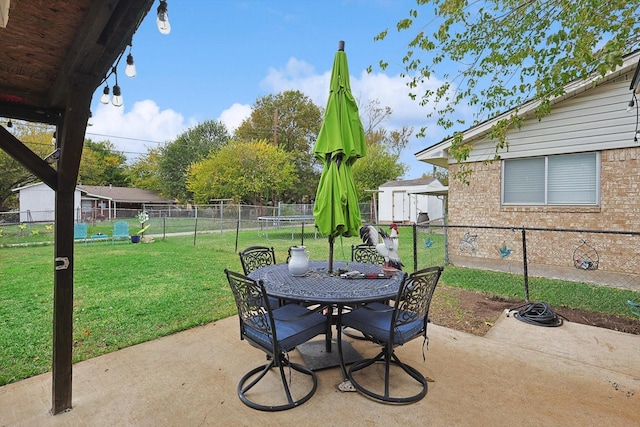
100;85;110;104
112;84;123;107
109;66;123;107
156;0;170;35
125;46;136;78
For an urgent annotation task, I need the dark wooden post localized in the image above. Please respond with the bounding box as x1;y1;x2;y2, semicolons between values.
51;189;75;414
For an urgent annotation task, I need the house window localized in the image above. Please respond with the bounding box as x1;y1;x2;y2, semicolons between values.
502;152;599;205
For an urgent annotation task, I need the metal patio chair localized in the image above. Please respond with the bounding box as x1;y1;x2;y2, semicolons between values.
239;245;278;275
343;244;387;340
73;222;87;245
238;245;285;307
111;221;130;244
351;243;385;265
224;269;327;411
338;265;443;404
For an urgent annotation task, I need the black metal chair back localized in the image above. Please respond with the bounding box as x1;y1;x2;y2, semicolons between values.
391;266;441;344
239;246;276;275
225;268;275;349
351;244;385;265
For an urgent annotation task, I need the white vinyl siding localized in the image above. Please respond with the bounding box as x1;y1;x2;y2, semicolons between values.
462;77;637;164
502;152;599;205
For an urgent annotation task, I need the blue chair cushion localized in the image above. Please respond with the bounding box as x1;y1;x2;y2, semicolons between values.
244;303;326;352
341;302;424;346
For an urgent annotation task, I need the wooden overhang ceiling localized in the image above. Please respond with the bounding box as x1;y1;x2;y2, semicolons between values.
0;0;154;188
0;0;152;116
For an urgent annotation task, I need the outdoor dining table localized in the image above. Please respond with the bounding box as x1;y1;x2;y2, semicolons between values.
248;260;405;377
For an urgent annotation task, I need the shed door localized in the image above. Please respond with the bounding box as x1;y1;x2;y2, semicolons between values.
392;190;409;222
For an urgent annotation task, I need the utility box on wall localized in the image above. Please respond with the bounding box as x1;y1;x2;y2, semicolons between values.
377;178;447;224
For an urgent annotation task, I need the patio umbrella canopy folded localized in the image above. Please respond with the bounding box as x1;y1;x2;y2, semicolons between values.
313;41;366;273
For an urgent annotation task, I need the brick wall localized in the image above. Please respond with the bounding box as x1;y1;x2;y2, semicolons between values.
446;147;640;285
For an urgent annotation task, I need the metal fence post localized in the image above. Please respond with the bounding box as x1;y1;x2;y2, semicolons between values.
521;227;530;303
412;223;418;272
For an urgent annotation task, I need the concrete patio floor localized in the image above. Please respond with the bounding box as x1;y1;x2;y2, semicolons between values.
1;311;639;426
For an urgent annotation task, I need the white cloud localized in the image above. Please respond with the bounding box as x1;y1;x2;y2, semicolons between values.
218;103;252;133
89;100;192;161
261;58;330;105
260;56;442;133
258;57;449;178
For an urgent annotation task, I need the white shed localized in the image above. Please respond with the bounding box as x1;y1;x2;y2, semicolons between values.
12;182;82;222
377;178;447;224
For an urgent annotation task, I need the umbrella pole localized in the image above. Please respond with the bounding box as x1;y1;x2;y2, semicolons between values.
328;235;334;274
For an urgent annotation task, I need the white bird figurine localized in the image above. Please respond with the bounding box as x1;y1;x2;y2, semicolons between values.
359;224;403;270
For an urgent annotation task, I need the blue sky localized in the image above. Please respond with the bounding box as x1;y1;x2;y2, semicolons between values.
88;0;453;179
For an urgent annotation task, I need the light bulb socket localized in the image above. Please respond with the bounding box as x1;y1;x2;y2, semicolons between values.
7;120;12;128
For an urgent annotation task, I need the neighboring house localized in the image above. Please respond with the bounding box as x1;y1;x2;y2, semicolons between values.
12;182;173;222
77;184;173;221
414;51;640;283
377;178;447;224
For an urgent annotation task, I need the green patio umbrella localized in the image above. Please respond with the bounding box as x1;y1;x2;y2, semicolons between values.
313;41;366;273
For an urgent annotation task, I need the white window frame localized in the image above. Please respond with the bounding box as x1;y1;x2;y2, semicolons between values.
501;152;600;206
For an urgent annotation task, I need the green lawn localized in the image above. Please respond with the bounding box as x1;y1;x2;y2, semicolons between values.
1;228;638;386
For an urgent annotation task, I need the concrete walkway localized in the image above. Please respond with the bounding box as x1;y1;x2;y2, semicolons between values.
1;312;639;426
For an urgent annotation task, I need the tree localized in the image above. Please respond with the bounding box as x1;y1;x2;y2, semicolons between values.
366;127;414;158
352;143;406;202
158;120;230;202
186;139;295;205
125;148;162;192
359;98;413;157
0;122;55;210
78;139;128;186
375;0;640;173
234;90;323;202
348;99;410;200
421;166;449;186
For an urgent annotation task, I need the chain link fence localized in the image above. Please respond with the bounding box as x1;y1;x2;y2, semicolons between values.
416;223;640;294
2;205;638;294
0;203;375;244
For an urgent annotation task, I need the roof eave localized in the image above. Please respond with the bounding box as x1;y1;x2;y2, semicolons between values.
415;50;640;166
